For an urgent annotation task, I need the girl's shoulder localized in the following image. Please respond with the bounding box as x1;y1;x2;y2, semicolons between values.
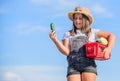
62;31;71;40
91;28;100;32
91;28;100;34
89;28;100;42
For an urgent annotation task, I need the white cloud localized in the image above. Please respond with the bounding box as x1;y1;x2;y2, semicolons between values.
31;0;50;3
30;0;51;5
15;24;49;35
2;72;23;81
90;4;113;17
0;65;66;81
30;0;77;10
0;65;119;81
30;0;113;18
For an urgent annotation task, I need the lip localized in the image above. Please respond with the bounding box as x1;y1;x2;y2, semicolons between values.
75;23;81;26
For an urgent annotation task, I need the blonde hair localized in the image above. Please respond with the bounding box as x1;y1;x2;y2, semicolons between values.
70;14;91;38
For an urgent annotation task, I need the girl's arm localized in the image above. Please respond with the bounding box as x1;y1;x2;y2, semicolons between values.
97;30;115;49
97;30;116;59
49;31;70;56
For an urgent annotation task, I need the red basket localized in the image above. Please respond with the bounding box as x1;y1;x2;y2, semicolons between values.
85;42;111;60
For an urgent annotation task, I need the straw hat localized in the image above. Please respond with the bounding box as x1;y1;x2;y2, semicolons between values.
68;6;93;25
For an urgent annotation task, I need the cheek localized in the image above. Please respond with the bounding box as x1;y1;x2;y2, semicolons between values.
79;19;83;23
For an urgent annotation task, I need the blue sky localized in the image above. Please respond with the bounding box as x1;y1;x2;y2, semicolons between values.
0;0;120;81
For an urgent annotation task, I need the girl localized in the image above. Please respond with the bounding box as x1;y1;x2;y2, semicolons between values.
49;6;115;81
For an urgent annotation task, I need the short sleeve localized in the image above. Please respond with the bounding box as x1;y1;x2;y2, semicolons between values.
92;29;100;36
89;28;100;42
62;32;70;40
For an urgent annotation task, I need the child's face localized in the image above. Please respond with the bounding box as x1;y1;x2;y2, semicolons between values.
73;13;83;29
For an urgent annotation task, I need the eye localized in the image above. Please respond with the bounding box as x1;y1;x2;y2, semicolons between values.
74;17;82;20
74;17;77;20
79;18;82;20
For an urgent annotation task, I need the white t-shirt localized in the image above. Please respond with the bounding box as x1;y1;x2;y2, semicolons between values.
62;28;100;42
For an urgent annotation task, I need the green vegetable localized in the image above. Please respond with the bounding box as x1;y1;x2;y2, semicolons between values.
50;23;55;31
96;37;108;45
100;37;108;45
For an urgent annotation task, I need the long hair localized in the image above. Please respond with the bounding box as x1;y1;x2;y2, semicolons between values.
70;14;91;39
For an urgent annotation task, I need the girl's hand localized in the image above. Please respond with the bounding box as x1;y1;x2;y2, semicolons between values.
49;31;57;41
103;47;111;60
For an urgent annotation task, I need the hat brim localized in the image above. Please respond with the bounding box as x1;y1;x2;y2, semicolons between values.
68;11;93;25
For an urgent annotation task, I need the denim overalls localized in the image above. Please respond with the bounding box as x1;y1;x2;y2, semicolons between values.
67;35;97;77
